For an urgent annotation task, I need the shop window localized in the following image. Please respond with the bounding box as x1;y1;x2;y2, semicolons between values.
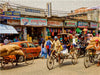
20;43;28;48
28;43;35;48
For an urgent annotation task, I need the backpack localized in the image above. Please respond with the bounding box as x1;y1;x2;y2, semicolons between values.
46;40;51;49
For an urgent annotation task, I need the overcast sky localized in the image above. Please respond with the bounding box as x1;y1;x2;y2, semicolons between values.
1;0;100;12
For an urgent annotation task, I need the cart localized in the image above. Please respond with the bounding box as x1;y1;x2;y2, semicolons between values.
0;51;34;69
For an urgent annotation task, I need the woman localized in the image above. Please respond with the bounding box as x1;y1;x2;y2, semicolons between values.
40;41;47;59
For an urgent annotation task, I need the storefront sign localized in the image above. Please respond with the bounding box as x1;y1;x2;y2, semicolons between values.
3;11;20;16
78;21;89;28
16;7;45;17
90;22;98;28
7;19;20;25
21;17;47;26
65;21;77;27
48;21;63;26
0;11;20;20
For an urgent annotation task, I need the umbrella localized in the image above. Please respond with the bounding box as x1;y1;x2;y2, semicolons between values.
76;28;82;33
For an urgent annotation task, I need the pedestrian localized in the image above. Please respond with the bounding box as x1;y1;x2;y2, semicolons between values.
13;36;19;42
40;40;47;59
45;37;52;56
4;37;9;45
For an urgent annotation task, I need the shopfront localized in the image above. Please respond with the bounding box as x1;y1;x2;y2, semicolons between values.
21;17;47;41
64;20;77;34
47;20;63;38
0;11;21;41
89;22;97;36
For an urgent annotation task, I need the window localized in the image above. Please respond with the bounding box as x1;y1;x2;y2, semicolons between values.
28;43;35;48
20;43;28;48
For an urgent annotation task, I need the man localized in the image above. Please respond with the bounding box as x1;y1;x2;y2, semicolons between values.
45;37;52;56
4;37;9;45
52;36;61;52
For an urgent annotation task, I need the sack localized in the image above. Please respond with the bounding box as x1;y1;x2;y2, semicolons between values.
0;52;8;57
10;50;24;56
89;42;96;45
0;45;7;53
86;45;94;50
9;45;20;50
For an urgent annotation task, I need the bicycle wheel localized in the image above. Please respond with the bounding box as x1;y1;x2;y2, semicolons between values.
72;53;78;65
25;53;34;65
1;60;5;68
47;56;54;70
84;55;90;68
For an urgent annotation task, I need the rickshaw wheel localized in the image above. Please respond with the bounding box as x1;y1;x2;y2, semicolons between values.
72;53;78;65
25;53;34;65
1;60;6;68
84;55;90;68
47;56;54;70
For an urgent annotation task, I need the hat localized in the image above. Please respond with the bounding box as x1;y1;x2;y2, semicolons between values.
54;36;58;39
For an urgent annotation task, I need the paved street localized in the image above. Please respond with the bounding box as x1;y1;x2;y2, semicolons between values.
0;58;100;75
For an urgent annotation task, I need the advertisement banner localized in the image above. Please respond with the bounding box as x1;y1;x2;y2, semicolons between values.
78;21;89;28
90;22;97;28
48;21;63;26
21;17;47;26
65;21;77;27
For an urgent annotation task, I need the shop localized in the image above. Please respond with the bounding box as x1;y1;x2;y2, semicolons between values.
47;20;63;39
0;24;18;43
88;22;97;36
21;17;47;41
64;20;77;34
0;11;22;41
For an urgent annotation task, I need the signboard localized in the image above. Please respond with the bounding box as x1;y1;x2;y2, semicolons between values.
3;11;20;16
16;7;45;17
90;22;97;28
65;21;77;27
47;2;52;17
7;19;20;25
21;17;47;26
48;21;63;26
0;11;20;20
78;21;89;28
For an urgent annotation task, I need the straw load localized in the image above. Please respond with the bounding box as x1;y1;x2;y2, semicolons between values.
0;45;24;57
86;37;100;49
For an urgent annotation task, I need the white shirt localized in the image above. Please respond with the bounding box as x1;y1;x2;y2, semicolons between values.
4;39;9;44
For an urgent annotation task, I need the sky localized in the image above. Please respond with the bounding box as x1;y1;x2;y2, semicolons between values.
1;0;100;12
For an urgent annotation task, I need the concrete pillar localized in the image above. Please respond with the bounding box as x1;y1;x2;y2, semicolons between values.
43;27;47;39
23;27;27;41
62;27;64;33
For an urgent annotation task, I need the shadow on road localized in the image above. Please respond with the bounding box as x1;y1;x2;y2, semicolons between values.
0;62;34;70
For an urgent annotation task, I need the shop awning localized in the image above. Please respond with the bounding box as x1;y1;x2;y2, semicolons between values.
0;24;18;34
